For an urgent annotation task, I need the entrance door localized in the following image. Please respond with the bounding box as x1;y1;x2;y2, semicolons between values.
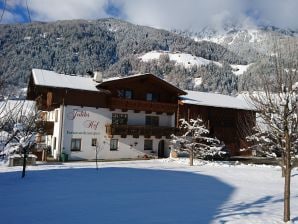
158;140;165;158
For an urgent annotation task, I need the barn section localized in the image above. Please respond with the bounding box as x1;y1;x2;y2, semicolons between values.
178;91;256;156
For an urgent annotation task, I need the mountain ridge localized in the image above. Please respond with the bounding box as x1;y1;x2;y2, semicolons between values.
0;18;297;97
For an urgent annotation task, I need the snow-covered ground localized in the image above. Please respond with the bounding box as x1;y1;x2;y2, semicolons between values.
0;159;297;224
139;51;222;68
139;51;251;77
230;64;253;76
193;29;266;45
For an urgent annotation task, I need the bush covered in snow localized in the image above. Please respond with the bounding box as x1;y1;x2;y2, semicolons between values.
171;118;228;165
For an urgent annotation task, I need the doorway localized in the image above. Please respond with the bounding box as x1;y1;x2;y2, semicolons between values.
158;140;165;158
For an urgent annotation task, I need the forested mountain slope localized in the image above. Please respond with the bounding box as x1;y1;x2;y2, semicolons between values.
1;18;297;97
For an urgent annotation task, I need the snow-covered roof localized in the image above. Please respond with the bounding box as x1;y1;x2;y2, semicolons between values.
32;69;100;92
181;90;255;111
101;73;147;83
32;69;177;93
98;73;186;95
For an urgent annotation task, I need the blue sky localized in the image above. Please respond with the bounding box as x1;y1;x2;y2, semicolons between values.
1;0;298;31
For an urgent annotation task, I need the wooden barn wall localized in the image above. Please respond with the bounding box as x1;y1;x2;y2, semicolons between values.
178;104;255;156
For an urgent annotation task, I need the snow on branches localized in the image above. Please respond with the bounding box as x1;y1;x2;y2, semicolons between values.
0;100;38;166
171;117;226;165
246;41;298;222
247;82;298;164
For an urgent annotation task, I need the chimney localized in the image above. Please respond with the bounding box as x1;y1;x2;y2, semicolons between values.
93;71;103;83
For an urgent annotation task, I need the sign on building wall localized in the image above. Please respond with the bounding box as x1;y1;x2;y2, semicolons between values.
65;109;103;135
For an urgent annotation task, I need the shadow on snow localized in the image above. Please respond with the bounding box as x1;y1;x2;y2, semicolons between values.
0;167;234;224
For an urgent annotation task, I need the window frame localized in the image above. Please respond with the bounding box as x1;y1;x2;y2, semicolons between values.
110;139;118;151
112;113;128;125
119;89;133;99
145;116;159;126
53;137;57;150
71;138;81;151
146;92;158;102
91;138;97;147
144;139;153;151
54;109;59;122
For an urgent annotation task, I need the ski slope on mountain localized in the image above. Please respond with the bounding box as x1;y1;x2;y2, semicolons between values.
139;51;221;68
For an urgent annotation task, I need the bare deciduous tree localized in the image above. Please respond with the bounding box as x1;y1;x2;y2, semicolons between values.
247;39;298;222
0;76;40;177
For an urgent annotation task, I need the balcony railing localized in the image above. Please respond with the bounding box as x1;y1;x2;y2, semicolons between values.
106;124;179;138
108;97;177;114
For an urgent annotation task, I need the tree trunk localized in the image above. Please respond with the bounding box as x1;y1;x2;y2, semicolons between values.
283;131;291;222
281;166;285;177
189;148;194;166
284;155;291;222
21;146;27;178
281;156;285;177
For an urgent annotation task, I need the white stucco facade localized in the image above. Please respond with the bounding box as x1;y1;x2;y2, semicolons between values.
47;105;175;160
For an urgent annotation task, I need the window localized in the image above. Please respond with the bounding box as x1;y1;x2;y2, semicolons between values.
145;116;159;126
144;139;153;151
91;138;97;147
110;139;118;151
146;92;158;101
54;110;59;122
53;137;56;150
119;89;133;99
112;113;128;125
71;138;81;151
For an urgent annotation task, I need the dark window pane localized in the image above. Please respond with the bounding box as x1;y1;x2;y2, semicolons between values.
91;138;97;146
145;116;159;126
144;139;153;150
146;92;158;101
118;90;133;99
71;138;81;151
112;113;128;125
125;90;132;99
110;139;118;151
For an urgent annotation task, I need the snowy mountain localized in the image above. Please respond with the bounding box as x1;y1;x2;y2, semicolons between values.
0;18;297;97
174;24;298;92
139;51;222;68
188;25;298;63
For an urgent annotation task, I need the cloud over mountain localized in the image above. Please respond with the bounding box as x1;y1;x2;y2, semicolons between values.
1;0;298;31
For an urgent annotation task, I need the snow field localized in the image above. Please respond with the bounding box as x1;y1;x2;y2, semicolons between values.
139;51;221;68
0;159;298;223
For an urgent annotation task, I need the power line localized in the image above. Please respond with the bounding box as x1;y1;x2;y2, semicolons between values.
0;0;7;24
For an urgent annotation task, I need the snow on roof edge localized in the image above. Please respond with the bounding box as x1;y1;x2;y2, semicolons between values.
99;73;186;94
32;69;100;92
180;90;256;111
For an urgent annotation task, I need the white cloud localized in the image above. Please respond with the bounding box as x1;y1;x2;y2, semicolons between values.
3;0;298;30
249;0;298;29
28;0;109;21
114;0;248;31
113;0;298;31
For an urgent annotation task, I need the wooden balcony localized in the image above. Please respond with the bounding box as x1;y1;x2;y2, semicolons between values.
35;121;54;135
106;124;179;139
108;97;177;114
